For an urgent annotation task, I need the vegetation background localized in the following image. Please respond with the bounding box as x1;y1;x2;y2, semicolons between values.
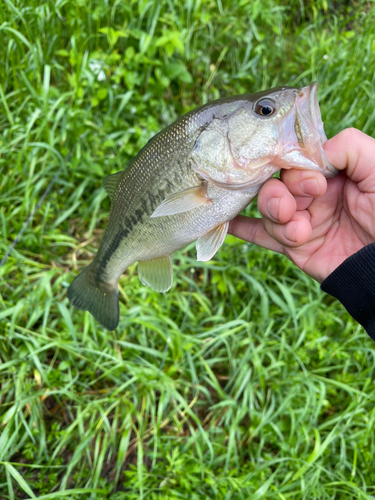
1;0;375;498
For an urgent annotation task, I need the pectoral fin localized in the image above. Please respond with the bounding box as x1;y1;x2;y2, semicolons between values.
151;185;210;218
138;255;173;292
196;222;229;262
102;171;124;200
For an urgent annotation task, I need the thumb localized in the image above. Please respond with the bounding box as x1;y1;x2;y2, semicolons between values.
323;128;375;190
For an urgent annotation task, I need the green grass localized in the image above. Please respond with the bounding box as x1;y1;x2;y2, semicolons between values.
1;0;375;498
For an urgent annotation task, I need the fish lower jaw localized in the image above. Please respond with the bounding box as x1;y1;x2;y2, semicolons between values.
274;144;338;177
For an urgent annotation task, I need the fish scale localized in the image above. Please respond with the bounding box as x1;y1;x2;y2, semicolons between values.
68;82;338;330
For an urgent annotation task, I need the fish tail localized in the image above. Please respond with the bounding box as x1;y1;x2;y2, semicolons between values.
67;261;119;330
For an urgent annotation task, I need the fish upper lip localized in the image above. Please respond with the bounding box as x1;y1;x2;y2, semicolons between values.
300;82;338;176
299;81;328;145
278;82;338;176
308;82;320;132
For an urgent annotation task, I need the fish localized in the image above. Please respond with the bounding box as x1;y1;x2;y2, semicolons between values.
67;81;338;330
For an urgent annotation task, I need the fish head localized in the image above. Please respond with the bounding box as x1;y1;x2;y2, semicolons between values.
190;82;338;189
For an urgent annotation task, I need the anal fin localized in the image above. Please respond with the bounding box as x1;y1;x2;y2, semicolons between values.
138;255;173;292
196;221;229;262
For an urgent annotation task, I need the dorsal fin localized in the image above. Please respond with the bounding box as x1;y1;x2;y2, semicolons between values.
102;171;124;200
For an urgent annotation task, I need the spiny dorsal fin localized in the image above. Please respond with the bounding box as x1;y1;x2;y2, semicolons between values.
196;221;229;262
138;255;173;292
102;171;124;200
150;185;210;218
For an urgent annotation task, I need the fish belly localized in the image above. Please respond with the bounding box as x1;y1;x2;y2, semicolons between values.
97;183;256;281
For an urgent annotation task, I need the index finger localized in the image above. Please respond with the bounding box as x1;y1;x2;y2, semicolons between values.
323;128;375;190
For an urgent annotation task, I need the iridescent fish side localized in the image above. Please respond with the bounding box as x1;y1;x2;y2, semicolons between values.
67;82;338;330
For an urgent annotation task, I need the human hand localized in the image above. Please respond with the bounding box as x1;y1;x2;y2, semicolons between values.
228;128;375;282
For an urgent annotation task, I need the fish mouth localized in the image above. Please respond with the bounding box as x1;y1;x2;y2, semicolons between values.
279;82;338;176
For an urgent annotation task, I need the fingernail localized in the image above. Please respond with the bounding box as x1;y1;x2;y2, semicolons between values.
282;222;298;242
267;198;280;220
301;178;320;196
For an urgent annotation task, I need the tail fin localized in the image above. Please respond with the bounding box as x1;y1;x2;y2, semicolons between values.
67;262;119;330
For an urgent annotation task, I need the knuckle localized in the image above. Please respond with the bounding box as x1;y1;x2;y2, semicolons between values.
340;127;362;142
280;169;302;190
263;218;278;240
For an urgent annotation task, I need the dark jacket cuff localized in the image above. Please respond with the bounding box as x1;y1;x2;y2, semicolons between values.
321;243;375;341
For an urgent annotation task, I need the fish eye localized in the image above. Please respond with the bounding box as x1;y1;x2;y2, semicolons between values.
254;99;276;117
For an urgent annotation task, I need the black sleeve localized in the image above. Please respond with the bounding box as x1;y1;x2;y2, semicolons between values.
321;243;375;341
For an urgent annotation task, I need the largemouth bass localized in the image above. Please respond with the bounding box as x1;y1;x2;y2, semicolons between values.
68;82;337;330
